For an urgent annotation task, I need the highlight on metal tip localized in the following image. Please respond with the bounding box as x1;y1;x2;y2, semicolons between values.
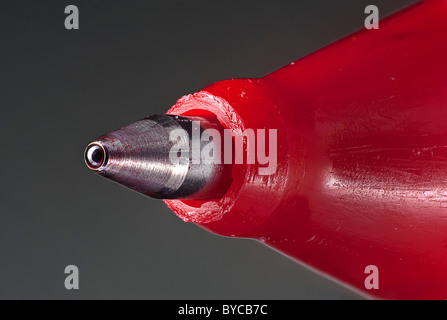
84;143;108;170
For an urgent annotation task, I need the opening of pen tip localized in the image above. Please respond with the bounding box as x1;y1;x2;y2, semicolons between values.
84;143;108;170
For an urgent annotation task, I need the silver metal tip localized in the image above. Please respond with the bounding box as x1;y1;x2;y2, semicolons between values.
84;143;108;171
84;114;232;200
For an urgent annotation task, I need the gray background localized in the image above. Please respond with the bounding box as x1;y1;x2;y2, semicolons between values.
0;0;415;299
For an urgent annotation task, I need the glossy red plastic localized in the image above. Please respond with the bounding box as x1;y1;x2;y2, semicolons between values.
165;0;447;299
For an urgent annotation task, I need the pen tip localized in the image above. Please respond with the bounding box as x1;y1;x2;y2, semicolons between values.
83;114;231;200
84;143;108;170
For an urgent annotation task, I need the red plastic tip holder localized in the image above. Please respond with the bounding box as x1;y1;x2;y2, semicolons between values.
165;0;447;299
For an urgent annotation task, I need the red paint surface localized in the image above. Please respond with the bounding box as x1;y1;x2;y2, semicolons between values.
166;0;447;299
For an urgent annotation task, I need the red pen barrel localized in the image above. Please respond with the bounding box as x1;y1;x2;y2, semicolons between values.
165;0;447;299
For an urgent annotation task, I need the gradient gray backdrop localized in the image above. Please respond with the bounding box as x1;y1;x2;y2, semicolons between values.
0;0;415;299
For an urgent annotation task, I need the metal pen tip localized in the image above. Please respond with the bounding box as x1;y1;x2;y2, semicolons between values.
84;114;232;200
84;143;108;171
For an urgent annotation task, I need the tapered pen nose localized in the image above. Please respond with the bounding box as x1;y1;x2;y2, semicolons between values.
84;114;232;200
